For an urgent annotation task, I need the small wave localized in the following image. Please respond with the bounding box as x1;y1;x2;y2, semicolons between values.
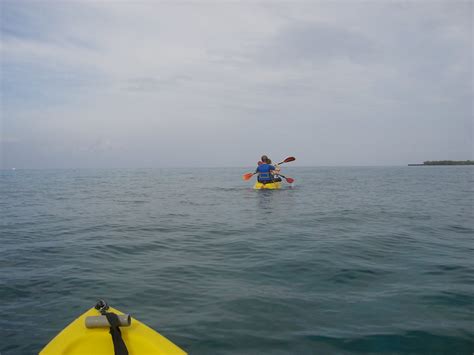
329;268;391;284
299;330;473;354
423;264;472;276
444;224;474;234
422;291;473;307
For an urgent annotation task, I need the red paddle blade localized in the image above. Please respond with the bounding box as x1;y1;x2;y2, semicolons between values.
242;172;254;181
285;177;294;183
277;156;296;165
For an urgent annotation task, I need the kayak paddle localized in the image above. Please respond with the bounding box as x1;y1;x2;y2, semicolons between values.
242;172;255;181
274;157;295;182
276;156;295;165
278;174;294;183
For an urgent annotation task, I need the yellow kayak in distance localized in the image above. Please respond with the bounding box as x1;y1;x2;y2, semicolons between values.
254;181;281;190
40;302;186;355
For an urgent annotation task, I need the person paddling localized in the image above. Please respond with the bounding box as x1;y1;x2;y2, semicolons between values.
267;158;282;182
256;155;281;184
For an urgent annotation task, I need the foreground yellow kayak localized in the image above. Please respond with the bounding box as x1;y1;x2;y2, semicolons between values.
40;301;186;355
254;181;281;190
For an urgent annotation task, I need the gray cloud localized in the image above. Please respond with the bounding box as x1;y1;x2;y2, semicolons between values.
257;22;377;67
123;75;192;92
1;1;472;168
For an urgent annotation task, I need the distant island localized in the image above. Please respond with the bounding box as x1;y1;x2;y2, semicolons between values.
408;160;474;166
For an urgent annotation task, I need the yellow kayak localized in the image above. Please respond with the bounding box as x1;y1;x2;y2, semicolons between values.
40;302;186;355
254;181;281;190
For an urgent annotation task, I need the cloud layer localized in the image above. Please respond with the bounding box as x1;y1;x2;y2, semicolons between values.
1;1;472;168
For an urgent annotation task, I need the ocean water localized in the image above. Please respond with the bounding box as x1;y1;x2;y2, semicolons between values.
1;167;473;354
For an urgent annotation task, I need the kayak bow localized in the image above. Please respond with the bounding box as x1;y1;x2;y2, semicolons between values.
40;301;186;355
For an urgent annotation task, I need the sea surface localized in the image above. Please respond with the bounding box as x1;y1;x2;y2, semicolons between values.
1;167;473;354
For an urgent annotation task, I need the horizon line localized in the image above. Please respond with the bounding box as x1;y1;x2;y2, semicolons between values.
3;164;467;170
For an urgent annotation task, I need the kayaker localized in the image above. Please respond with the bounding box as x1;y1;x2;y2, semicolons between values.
267;159;282;182
256;155;281;184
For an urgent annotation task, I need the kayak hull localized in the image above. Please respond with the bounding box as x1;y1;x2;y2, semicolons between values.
254;182;281;190
40;306;186;355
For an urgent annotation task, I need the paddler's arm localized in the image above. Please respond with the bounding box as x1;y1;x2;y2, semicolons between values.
270;165;281;174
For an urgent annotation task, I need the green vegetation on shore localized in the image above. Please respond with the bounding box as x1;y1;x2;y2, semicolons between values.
409;160;474;166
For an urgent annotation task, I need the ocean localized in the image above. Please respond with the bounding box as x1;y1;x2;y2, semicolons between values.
1;167;473;354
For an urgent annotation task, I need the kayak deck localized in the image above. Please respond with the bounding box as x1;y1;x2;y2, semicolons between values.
40;306;186;355
254;181;281;190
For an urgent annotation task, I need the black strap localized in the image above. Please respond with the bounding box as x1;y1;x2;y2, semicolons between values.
104;312;129;355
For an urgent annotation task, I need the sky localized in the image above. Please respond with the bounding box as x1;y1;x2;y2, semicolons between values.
1;1;472;168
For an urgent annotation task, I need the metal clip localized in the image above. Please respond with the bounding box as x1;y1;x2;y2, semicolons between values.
94;299;109;314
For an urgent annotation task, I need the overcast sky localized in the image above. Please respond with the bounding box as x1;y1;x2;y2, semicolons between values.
1;1;472;168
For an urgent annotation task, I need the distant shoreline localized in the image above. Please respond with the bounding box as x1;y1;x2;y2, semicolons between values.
408;160;474;166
